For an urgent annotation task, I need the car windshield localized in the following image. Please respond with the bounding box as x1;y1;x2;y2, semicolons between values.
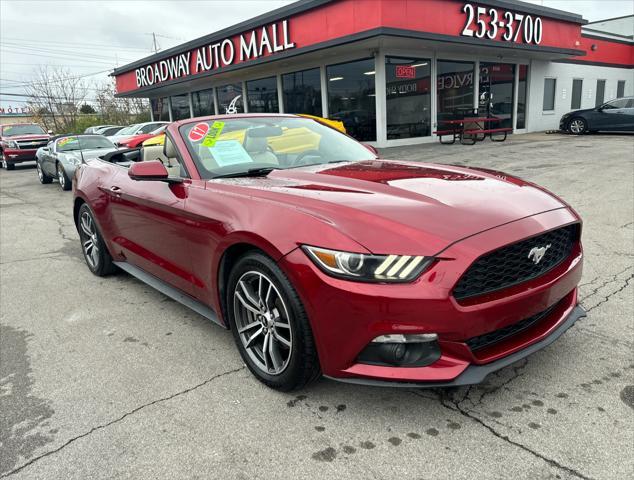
57;136;115;152
116;124;140;135
179;116;377;179
2;124;46;137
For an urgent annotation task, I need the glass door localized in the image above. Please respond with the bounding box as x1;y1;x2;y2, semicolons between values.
479;63;515;129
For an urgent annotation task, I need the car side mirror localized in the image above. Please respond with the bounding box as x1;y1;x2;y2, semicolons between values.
41;147;49;152
128;160;183;184
128;160;169;181
47;130;54;135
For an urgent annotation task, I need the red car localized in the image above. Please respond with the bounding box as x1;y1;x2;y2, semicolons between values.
0;123;51;170
73;114;585;391
115;125;167;149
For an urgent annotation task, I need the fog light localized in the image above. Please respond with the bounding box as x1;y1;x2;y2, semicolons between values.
358;333;441;367
372;333;438;343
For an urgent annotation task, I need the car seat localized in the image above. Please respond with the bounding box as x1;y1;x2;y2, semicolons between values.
243;132;278;165
142;145;183;177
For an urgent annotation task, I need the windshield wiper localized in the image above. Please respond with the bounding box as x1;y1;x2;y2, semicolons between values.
212;167;280;179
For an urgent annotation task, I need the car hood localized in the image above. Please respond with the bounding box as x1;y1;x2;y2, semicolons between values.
563;108;594;117
1;134;49;141
215;160;569;255
63;147;118;160
107;134;134;142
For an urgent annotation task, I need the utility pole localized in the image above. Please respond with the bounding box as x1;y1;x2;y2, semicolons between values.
152;33;159;54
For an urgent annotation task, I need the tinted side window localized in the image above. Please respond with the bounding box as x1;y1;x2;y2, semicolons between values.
571;79;582;110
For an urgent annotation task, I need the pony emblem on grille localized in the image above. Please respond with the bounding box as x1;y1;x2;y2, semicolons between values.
528;244;551;265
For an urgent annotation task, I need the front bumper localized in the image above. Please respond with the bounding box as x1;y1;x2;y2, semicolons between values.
279;208;584;386
3;148;38;163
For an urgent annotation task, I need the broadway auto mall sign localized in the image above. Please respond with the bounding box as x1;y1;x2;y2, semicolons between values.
134;20;294;88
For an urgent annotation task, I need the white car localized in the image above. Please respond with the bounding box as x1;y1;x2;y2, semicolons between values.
107;121;169;144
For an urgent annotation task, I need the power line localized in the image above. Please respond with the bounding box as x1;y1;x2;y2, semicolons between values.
1;37;154;52
1;43;138;63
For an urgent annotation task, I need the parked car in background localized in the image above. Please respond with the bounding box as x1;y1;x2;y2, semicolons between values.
95;125;125;136
560;96;634;134
73;114;584;391
36;134;117;190
142;133;165;146
116;125;168;148
107;121;169;144
0;123;51;170
84;125;115;134
297;114;346;133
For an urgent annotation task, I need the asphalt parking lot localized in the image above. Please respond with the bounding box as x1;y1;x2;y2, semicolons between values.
1;132;633;480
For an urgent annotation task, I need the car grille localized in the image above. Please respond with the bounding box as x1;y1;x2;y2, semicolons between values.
453;224;579;301
16;140;48;150
466;302;559;351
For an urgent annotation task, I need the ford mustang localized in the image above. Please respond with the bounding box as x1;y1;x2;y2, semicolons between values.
72;114;585;391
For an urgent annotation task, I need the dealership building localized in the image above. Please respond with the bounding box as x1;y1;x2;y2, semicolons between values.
112;0;634;147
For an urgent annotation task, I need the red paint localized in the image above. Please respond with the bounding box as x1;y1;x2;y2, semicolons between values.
396;65;416;78
128;160;169;179
116;0;616;95
188;122;210;142
73;115;584;385
117;133;161;148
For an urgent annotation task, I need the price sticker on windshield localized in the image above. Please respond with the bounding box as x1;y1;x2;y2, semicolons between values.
188;122;209;142
202;121;225;147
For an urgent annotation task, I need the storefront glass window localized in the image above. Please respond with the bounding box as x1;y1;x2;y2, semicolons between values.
517;65;528;129
543;78;556;111
151;98;170;121
246;77;279;113
436;60;475;122
282;68;322;116
327;58;376;141
170;94;190;121
385;57;431;139
192;89;215;117
217;84;244;114
479;62;515;129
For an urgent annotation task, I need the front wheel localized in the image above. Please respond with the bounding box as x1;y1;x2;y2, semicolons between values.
568;117;587;135
77;203;117;276
37;162;53;184
2;154;15;170
57;163;71;190
227;252;320;391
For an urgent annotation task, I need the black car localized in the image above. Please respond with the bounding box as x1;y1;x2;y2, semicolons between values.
560;97;634;134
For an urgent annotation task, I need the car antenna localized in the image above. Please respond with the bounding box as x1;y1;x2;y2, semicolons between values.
77;135;86;164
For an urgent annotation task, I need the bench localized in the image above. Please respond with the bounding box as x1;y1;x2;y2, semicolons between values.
432;129;460;145
461;127;513;145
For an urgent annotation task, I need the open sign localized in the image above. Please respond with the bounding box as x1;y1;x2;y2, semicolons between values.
395;66;416;79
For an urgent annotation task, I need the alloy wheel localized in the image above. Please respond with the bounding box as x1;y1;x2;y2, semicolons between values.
57;165;66;188
233;271;293;375
79;211;100;269
569;119;585;134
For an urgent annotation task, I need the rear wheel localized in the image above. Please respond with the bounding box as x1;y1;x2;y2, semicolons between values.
57;163;71;190
37;162;53;184
227;252;320;391
77;204;117;276
568;117;587;135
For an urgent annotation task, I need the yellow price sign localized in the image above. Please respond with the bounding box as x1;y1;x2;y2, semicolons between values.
202;121;225;147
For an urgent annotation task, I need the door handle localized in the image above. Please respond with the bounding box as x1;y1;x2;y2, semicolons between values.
109;186;122;197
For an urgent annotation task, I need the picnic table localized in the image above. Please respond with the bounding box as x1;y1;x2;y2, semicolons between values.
434;116;512;145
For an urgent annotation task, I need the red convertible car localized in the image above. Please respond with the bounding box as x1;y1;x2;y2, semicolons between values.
73;114;585;391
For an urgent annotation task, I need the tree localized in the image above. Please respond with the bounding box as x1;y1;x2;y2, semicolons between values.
80;104;96;114
24;66;90;133
94;81;150;125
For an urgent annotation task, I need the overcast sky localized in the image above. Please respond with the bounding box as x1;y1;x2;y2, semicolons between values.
1;0;633;110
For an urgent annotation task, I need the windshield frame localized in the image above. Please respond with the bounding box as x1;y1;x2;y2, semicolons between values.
177;115;377;180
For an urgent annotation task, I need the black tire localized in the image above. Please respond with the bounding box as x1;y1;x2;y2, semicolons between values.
3;154;15;170
77;203;117;276
36;161;53;184
57;163;71;190
226;251;320;391
567;117;587;135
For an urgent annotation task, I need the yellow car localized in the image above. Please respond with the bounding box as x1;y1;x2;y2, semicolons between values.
142;133;165;147
297;114;346;133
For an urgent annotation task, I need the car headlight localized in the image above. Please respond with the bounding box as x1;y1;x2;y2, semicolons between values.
2;140;18;148
302;245;432;283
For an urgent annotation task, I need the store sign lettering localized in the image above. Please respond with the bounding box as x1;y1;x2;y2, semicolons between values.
437;72;473;90
461;3;543;45
135;20;294;88
395;66;416;79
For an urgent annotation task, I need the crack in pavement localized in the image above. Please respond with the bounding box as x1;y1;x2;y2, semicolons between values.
582;272;633;313
1;366;245;478
412;389;596;480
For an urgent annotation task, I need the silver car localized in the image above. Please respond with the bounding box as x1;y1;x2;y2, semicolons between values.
36;135;118;190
